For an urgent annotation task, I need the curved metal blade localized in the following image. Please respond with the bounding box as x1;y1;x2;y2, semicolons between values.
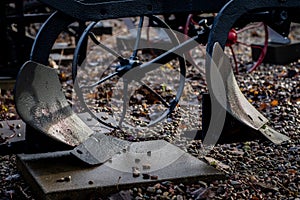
208;43;289;144
15;61;93;146
15;61;131;164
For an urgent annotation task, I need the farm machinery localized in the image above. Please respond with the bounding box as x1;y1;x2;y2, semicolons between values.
0;0;299;199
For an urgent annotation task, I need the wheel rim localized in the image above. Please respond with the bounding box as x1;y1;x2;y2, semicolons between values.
72;15;186;134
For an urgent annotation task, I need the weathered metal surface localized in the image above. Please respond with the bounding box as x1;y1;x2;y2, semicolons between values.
39;0;229;22
71;133;131;165
14;61;131;163
212;43;268;130
258;125;291;145
17;140;223;200
0;113;114;154
207;43;289;144
201;93;266;144
267;26;290;45
15;61;93;147
0;120;26;154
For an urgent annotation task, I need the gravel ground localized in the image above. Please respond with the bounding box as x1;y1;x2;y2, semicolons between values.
0;20;299;200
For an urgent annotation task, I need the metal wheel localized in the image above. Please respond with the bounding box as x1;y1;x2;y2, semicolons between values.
185;14;268;74
72;15;186;133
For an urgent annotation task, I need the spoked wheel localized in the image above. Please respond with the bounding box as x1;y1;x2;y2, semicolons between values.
72;15;186;135
185;14;268;74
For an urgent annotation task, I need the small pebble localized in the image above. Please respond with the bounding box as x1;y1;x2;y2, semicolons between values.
147;151;151;156
142;164;151;170
146;186;156;193
156;189;162;194
132;167;140;178
88;180;94;185
177;195;184;200
142;173;150;179
163;191;169;197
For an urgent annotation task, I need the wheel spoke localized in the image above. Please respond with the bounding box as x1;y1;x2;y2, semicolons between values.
229;45;239;74
89;32;125;61
248;23;268;72
236;22;263;34
118;80;129;127
80;71;120;89
137;80;170;107
131;16;144;59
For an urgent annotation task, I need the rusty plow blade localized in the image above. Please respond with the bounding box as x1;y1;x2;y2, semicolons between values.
207;43;289;144
15;61;130;165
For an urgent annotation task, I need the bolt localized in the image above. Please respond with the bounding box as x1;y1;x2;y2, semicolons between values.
279;10;288;21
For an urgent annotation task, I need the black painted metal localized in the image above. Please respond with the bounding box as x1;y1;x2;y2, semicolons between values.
30;11;75;64
39;0;229;21
201;93;265;144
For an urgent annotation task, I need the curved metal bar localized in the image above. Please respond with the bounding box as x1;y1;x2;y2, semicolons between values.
72;21;96;80
30;11;75;64
138;80;170;107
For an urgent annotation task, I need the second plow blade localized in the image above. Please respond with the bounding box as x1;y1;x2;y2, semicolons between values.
206;43;289;144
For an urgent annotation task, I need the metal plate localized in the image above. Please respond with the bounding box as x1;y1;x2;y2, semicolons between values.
17;140;223;200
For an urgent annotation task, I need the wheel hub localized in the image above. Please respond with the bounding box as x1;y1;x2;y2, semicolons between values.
115;59;143;80
226;29;238;46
